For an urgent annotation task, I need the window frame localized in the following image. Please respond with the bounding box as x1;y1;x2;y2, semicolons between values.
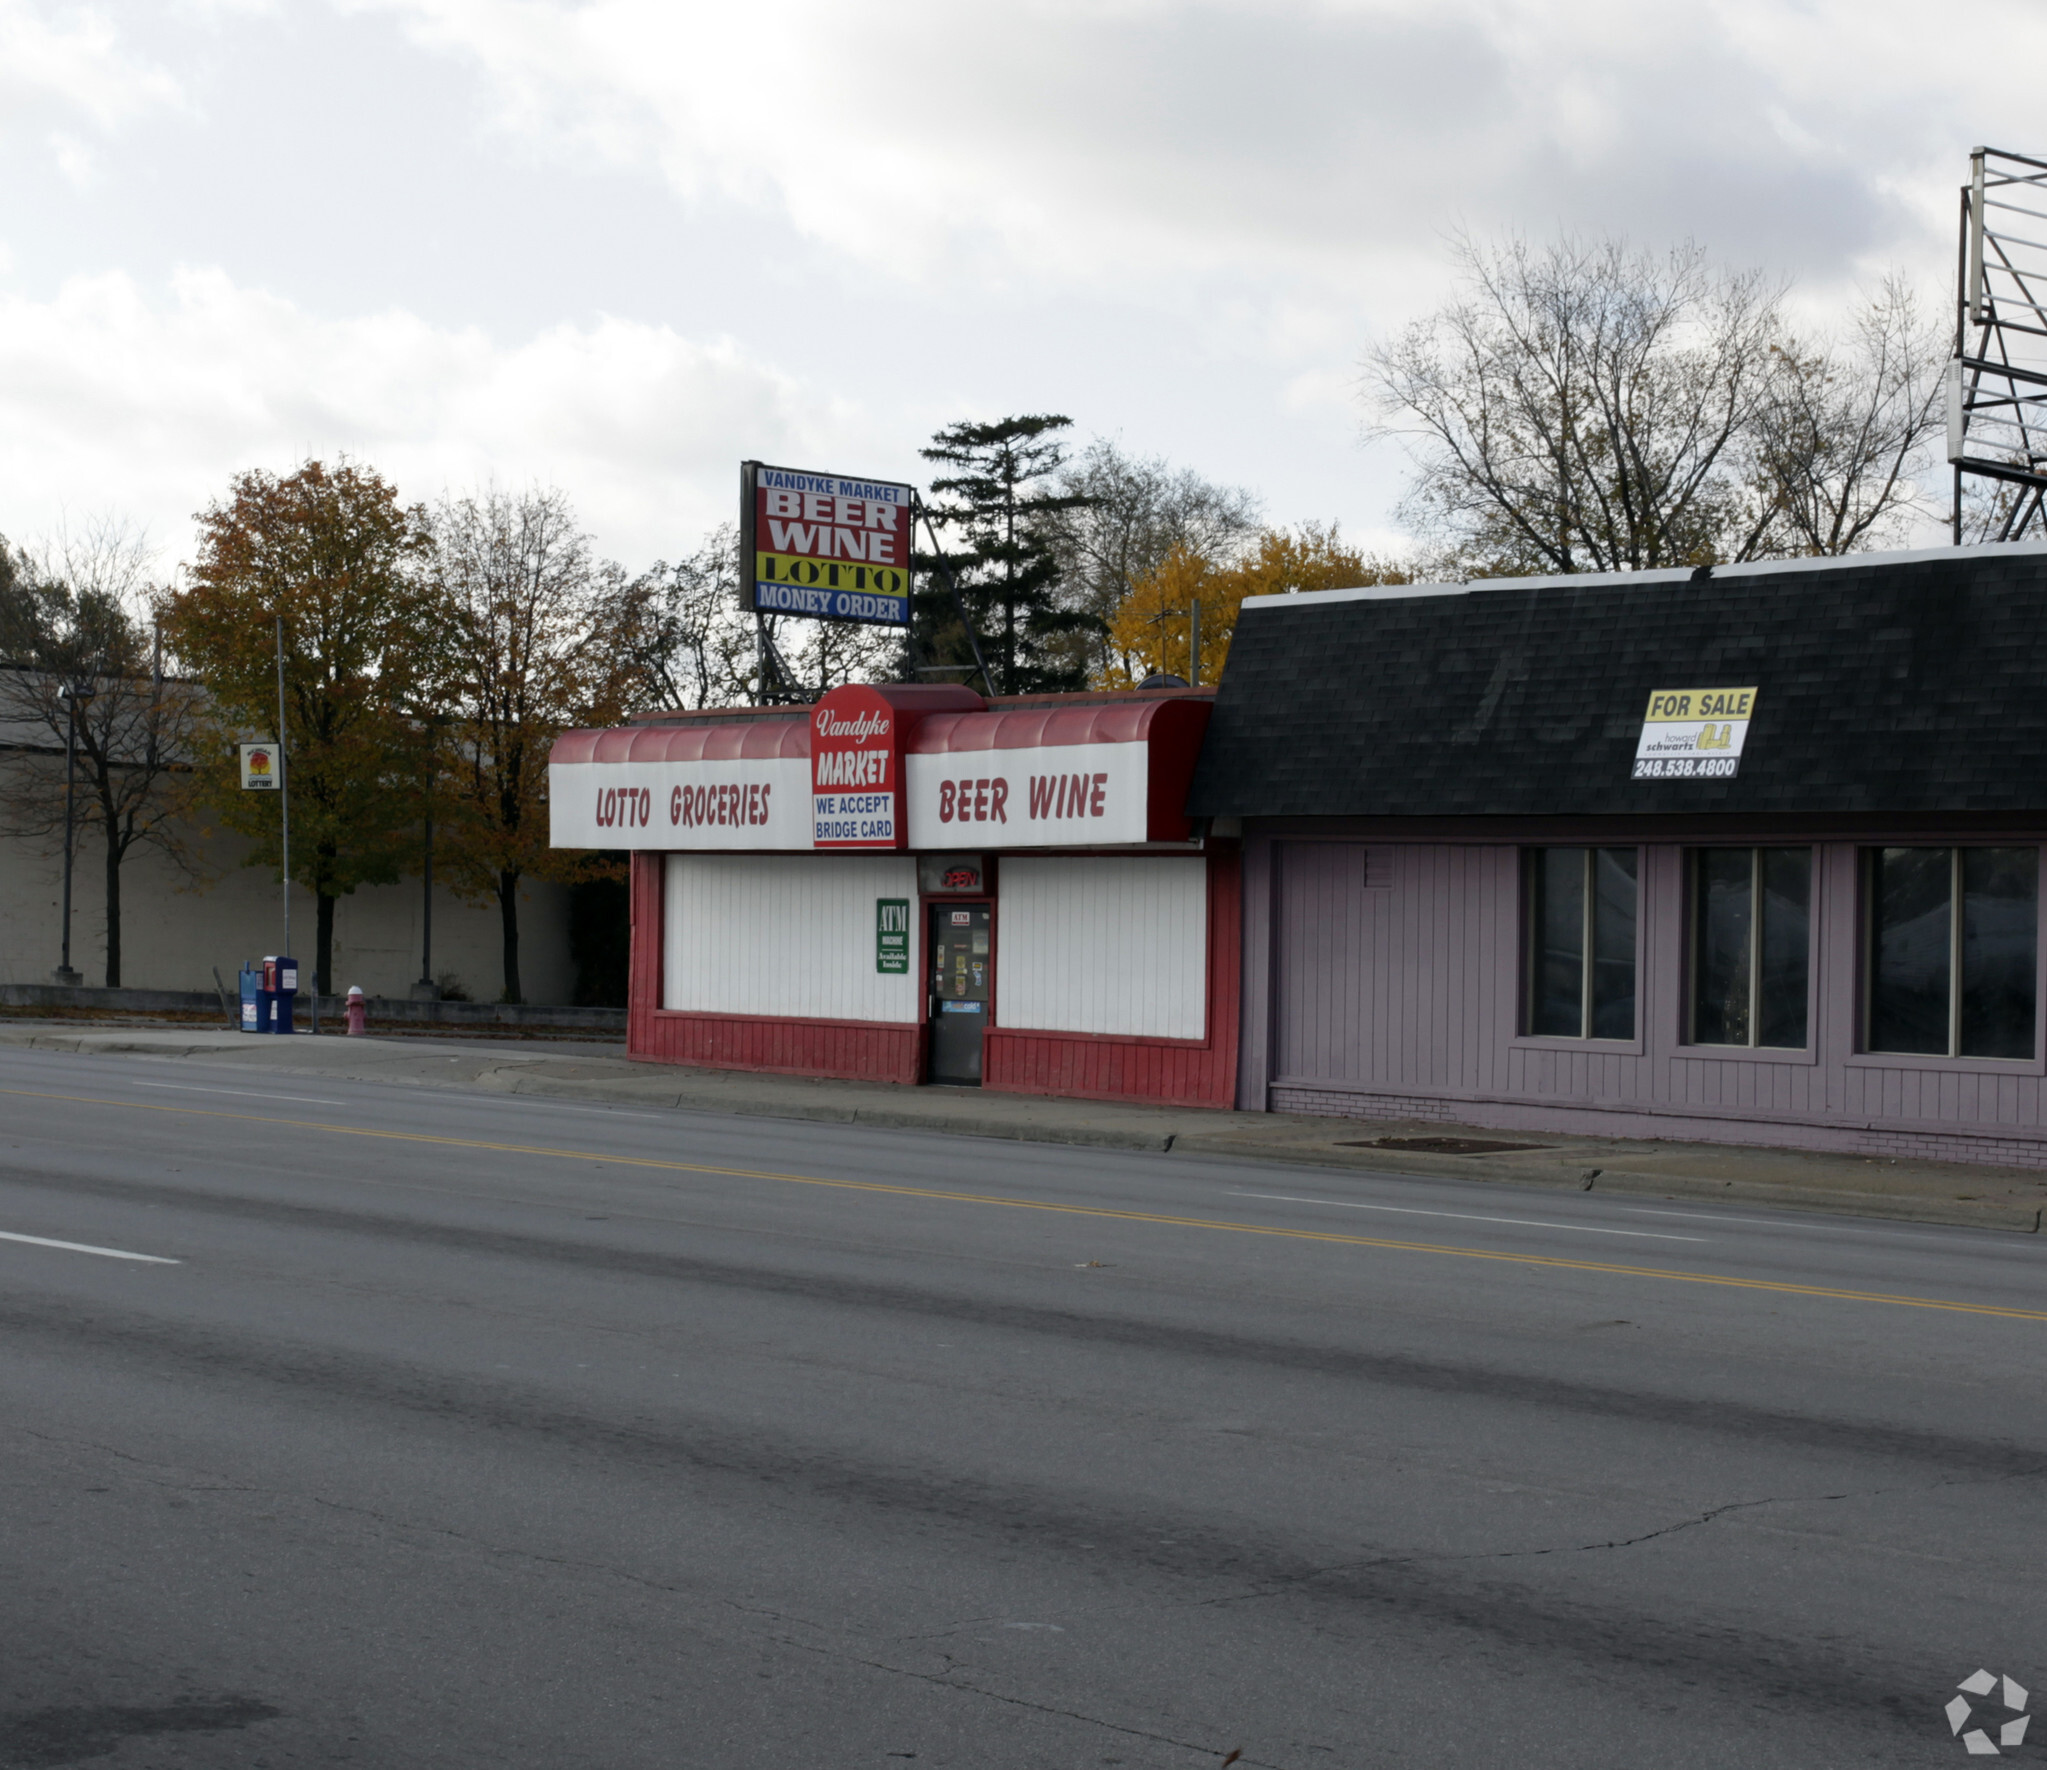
1678;846;1816;1057
1853;844;2045;1069
1514;846;1644;1051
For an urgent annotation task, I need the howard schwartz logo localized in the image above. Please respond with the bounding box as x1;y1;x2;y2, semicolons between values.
812;702;896;848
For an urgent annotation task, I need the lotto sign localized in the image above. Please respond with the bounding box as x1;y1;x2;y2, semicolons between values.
1632;686;1758;780
812;684;904;849
741;461;914;626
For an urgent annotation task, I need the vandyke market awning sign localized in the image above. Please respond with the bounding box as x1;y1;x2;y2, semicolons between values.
548;687;1214;852
1632;687;1757;780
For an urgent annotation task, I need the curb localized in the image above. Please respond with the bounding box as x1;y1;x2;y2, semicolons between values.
6;1029;2043;1235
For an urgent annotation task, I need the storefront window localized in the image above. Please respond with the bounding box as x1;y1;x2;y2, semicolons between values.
1524;848;1637;1039
1867;847;2039;1059
1690;848;1811;1048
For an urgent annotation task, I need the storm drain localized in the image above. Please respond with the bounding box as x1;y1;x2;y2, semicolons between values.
1336;1135;1552;1156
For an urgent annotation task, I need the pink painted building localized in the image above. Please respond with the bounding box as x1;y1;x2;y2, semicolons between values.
1192;545;2047;1168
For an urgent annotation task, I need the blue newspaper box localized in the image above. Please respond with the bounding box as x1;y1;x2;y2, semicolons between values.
239;963;264;1033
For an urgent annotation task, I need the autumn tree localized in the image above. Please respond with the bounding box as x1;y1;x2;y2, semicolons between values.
917;415;1100;694
426;485;644;1003
0;520;203;986
1104;524;1401;687
165;460;437;996
1048;438;1262;680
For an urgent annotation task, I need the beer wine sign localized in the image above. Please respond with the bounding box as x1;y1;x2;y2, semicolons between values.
741;461;914;627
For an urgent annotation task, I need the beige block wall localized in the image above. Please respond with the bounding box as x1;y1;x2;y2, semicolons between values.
0;820;576;1003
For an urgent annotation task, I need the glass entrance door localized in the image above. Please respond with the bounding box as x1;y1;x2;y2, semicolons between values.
928;903;991;1085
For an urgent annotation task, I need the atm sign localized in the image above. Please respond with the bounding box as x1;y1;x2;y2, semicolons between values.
876;899;910;974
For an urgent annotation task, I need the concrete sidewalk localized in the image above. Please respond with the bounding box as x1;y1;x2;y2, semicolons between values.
4;1021;2045;1235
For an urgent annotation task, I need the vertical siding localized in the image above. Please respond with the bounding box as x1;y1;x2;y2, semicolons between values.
999;856;1206;1037
1256;836;2047;1165
663;854;920;1023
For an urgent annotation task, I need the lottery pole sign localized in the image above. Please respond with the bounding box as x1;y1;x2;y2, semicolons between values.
740;460;914;628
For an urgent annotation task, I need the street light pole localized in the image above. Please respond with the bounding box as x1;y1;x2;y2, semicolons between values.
53;681;87;986
275;615;290;968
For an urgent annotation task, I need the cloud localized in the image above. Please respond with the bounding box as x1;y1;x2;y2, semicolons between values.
0;0;182;127
350;0;2038;308
0;266;863;570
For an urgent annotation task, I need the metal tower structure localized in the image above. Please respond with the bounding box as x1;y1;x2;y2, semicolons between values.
1950;147;2047;541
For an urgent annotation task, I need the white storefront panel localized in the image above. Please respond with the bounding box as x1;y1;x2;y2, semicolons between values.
998;856;1207;1039
664;854;920;1022
904;743;1149;848
552;757;811;851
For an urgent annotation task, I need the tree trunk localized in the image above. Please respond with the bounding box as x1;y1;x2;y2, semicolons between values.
498;869;523;1004
316;891;336;997
102;830;122;988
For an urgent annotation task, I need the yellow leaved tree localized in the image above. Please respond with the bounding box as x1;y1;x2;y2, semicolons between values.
1103;524;1406;688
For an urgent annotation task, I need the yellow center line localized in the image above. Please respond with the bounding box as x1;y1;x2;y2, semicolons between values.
8;1085;2045;1323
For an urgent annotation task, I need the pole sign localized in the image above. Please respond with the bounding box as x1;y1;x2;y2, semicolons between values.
239;741;279;790
811;684;906;849
740;460;914;627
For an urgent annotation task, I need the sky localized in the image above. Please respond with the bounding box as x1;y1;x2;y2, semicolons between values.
2;0;2042;581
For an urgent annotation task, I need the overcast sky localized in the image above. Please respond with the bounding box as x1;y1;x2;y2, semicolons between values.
2;0;2041;578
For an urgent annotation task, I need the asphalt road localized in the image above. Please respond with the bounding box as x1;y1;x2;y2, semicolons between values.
0;1045;2042;1769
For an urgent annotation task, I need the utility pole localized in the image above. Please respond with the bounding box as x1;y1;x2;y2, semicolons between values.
275;614;291;966
53;679;91;986
415;720;439;999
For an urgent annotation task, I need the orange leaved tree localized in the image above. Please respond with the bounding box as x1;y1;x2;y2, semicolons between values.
165;459;438;995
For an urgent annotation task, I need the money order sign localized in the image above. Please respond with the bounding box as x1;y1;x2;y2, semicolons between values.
741;461;914;627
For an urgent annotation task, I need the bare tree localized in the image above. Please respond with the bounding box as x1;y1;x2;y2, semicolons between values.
0;519;203;986
427;486;636;1003
620;523;898;709
1049;439;1262;677
619;526;754;710
1369;235;1954;574
1368;234;1787;574
1751;278;1946;554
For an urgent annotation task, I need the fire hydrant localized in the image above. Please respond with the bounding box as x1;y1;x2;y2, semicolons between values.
344;985;367;1036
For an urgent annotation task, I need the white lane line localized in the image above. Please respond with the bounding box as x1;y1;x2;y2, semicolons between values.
1617;1205;2015;1245
0;1229;179;1264
132;1082;345;1106
1225;1191;1708;1242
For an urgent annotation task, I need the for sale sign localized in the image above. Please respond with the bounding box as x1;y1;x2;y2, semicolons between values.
1632;686;1757;780
741;462;914;627
811;684;905;849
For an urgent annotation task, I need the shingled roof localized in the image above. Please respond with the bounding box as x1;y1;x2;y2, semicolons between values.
1187;542;2047;818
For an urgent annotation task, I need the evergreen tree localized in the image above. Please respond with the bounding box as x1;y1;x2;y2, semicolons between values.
916;415;1098;695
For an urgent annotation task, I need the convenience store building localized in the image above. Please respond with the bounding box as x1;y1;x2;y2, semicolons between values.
550;683;1237;1106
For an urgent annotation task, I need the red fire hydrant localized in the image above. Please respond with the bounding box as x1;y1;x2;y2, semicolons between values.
344;985;367;1036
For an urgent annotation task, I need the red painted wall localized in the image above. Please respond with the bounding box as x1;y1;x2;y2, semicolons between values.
625;845;1241;1105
